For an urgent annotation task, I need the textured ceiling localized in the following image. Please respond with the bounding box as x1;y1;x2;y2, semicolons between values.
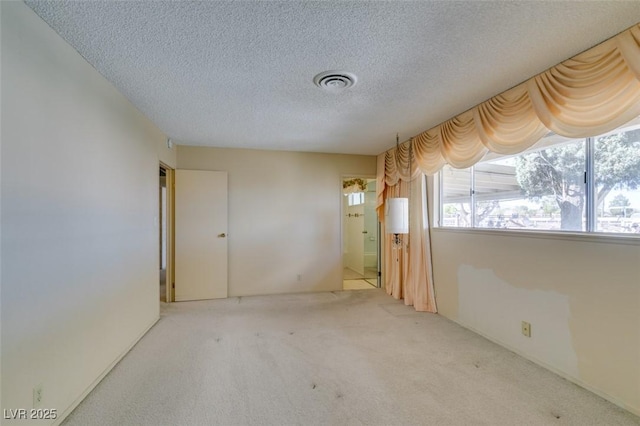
25;1;640;155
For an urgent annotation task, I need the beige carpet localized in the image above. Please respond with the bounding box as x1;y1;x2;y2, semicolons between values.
62;290;640;426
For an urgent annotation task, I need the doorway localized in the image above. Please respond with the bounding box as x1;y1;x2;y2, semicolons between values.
159;164;174;303
342;177;380;290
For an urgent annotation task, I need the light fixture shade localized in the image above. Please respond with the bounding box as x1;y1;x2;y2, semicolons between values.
385;198;409;234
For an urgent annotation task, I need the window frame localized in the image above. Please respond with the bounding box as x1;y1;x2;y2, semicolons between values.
436;131;640;240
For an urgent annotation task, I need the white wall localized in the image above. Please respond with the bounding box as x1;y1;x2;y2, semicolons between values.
1;3;167;424
428;181;640;415
177;147;376;296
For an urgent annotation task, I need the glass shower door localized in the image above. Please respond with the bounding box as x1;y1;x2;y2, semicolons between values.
363;180;379;287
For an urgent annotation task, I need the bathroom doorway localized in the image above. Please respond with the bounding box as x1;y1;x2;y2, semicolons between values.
159;163;174;303
342;177;380;290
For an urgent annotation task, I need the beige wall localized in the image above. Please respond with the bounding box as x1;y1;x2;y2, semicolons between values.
1;3;167;424
428;174;640;414
177;147;376;297
158;138;177;170
5;0;636;420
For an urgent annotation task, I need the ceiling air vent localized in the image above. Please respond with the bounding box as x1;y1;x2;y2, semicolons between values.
313;71;357;91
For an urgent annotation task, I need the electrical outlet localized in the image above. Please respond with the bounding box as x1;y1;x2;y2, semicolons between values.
521;321;531;337
33;384;43;408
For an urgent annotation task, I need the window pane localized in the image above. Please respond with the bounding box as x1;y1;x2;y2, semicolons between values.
474;158;528;229
474;135;586;231
594;120;640;234
441;165;471;227
347;192;364;206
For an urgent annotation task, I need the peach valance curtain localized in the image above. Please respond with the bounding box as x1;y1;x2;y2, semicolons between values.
381;23;640;184
376;23;640;313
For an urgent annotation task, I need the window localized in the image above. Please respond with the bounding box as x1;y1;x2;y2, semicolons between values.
347;192;364;206
439;117;640;235
594;126;640;233
441;166;471;227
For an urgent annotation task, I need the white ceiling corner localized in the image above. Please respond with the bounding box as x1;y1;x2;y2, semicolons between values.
24;1;640;155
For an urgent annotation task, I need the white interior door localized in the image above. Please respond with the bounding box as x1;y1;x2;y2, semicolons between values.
175;170;228;301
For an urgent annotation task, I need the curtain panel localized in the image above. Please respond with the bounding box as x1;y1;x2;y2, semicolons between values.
376;23;640;312
382;177;437;313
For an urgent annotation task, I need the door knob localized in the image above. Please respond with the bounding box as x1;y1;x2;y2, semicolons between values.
218;233;226;238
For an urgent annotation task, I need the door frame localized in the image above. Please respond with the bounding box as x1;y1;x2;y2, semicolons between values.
160;162;175;303
174;169;228;301
340;174;381;288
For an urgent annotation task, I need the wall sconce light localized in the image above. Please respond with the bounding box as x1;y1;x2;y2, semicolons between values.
385;134;410;248
385;197;408;246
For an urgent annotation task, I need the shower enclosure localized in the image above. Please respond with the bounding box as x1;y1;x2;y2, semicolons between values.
343;178;380;287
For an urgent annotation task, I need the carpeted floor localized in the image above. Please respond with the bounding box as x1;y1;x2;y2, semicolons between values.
62;290;640;426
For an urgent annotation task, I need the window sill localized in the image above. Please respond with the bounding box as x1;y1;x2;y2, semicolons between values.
431;226;640;246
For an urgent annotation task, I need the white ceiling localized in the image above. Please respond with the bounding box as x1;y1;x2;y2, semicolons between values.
25;1;640;155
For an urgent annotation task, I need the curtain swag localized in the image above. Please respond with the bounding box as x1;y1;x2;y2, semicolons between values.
377;23;640;218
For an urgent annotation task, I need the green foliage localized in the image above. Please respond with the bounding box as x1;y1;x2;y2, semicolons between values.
610;207;635;217
515;142;584;199
594;131;640;194
609;194;631;208
444;204;458;216
540;196;560;216
342;178;367;191
610;195;634;217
